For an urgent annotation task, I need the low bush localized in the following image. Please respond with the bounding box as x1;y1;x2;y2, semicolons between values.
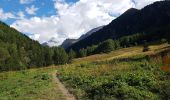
58;56;169;100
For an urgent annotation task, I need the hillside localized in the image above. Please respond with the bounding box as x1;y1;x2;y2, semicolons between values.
0;21;69;71
78;26;104;41
0;21;42;70
58;43;170;99
61;39;78;49
0;43;169;99
0;0;170;100
61;26;104;49
68;1;170;51
73;43;170;63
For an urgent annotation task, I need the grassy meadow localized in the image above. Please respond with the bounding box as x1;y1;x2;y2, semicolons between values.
0;43;169;100
0;68;65;100
57;44;170;100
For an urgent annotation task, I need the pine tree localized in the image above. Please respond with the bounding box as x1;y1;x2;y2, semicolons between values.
0;47;10;61
68;49;76;62
53;47;68;65
95;39;114;53
79;48;87;57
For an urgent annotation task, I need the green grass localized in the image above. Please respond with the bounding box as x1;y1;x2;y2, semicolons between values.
0;68;65;100
58;55;170;100
0;44;169;100
73;43;170;64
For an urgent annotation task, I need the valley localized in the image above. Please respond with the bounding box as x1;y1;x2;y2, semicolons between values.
0;1;170;100
0;43;169;99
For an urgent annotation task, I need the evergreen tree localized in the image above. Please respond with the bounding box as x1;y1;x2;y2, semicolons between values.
113;40;120;49
44;47;53;66
0;47;10;61
53;47;68;65
86;45;97;56
79;48;87;57
0;21;70;71
68;49;76;62
95;39;115;53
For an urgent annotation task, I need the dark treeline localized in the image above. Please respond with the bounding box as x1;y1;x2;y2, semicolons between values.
68;17;170;58
71;33;144;58
67;1;170;51
0;20;170;71
0;21;69;71
69;31;170;58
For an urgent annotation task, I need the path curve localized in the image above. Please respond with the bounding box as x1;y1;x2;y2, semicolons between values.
52;71;76;100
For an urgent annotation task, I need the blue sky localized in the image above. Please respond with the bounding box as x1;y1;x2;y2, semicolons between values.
0;0;80;24
0;0;58;24
0;0;161;46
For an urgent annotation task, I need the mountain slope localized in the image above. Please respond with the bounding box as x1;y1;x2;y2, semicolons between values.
61;39;78;49
0;21;68;71
68;1;170;51
61;26;104;49
0;21;52;70
78;26;104;41
42;37;60;47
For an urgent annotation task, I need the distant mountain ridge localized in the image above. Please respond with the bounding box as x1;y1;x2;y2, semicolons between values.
61;39;78;49
42;37;60;47
61;26;104;49
68;1;170;51
78;26;104;41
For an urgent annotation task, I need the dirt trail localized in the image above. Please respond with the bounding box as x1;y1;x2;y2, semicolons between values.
52;71;76;100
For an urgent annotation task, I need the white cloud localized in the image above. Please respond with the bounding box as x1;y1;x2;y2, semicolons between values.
20;0;34;4
25;5;39;15
11;0;160;46
0;8;15;21
132;0;162;9
17;11;25;19
11;16;61;44
29;33;40;40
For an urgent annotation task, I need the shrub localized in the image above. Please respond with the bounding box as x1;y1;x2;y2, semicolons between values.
95;39;115;53
143;40;151;52
41;74;50;80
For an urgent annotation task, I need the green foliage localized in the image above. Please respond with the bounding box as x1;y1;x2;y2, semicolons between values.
75;33;145;58
95;39;115;53
0;47;10;61
58;56;169;100
0;21;69;72
41;74;50;80
86;45;97;56
0;68;65;100
44;47;54;66
68;49;76;62
79;48;87;57
86;71;158;100
53;47;69;65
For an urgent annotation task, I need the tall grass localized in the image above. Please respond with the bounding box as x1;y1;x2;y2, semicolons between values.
0;68;65;100
58;55;170;100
